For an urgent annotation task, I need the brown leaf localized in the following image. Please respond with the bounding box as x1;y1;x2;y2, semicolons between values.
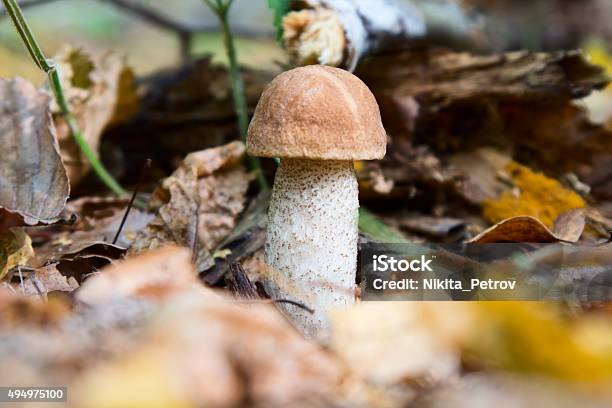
50;241;127;285
552;209;586;243
73;290;349;408
449;148;512;205
53;47;138;186
76;246;201;305
469;215;579;243
33;196;153;271
130;141;251;270
60;195;154;248
0;78;70;230
12;263;78;298
201;191;269;285
0;286;71;329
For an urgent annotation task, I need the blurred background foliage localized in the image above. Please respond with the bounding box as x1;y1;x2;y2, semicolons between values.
0;0;283;81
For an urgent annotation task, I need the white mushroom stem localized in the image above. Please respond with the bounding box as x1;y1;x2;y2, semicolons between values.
265;159;358;337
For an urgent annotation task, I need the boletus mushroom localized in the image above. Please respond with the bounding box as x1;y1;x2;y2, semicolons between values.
247;65;386;336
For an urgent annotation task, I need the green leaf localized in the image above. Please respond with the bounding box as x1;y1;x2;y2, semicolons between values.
267;0;291;43
358;208;409;243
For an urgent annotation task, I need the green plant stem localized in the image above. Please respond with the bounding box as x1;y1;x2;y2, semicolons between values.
204;0;269;191
2;0;127;197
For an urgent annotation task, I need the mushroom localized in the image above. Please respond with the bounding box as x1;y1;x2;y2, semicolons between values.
247;65;386;337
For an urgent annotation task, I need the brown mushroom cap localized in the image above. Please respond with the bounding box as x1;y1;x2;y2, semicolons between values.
247;65;386;160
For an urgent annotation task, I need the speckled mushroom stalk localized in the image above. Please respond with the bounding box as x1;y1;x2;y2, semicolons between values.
266;159;358;336
247;65;386;337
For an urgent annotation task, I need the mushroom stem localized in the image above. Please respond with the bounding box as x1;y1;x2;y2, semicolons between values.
265;158;358;337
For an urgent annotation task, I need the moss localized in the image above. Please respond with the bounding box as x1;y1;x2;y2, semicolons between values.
483;162;585;227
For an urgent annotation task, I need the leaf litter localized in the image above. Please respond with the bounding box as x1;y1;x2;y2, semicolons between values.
0;34;611;408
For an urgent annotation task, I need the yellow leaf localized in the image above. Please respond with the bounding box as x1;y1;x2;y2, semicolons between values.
0;229;34;280
483;162;585;227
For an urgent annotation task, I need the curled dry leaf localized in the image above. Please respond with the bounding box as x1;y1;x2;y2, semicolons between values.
0;78;70;230
130;141;251;271
552;208;586;243
53;47;138;186
469;212;586;243
76;246;203;305
73;291;350;408
34;196;153;281
42;195;153;256
12;263;78;298
50;241;127;285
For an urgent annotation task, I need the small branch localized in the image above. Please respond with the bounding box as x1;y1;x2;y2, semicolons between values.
272;299;315;314
112;159;151;245
226;262;259;301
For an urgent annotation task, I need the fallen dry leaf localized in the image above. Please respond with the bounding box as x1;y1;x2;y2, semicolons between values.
201;190;269;285
552;208;586;243
0;228;34;280
49;240;127;285
0;77;70;230
0;286;71;329
449;148;512;205
12;263;78;298
58;195;155;249
469;215;580;243
330;302;470;388
73;290;350;408
76;246;201;305
130;141;251;271
53;47;138;186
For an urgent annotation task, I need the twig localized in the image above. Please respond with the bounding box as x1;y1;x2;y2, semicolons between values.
226;262;259;300
29;272;45;300
271;298;315;314
1;0;127;196
112;158;151;245
202;0;269;191
191;200;200;265
234;298;315;314
17;265;25;294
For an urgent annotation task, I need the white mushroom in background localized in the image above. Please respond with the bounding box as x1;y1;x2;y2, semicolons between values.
247;65;387;337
